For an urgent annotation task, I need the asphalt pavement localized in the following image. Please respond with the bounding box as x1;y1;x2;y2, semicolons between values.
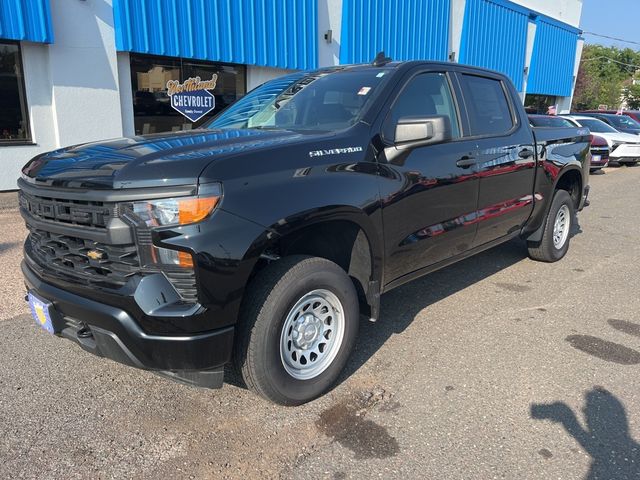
1;167;640;479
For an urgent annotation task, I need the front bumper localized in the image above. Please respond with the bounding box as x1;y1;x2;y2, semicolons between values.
610;143;640;162
22;260;233;388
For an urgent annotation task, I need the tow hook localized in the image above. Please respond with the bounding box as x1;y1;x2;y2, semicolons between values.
76;325;93;339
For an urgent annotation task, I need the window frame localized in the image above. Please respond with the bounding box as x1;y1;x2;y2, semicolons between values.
381;70;464;145
0;40;32;146
454;71;520;140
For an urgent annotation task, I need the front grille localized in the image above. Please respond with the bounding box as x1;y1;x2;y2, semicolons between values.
27;227;199;301
28;227;139;288
19;190;116;229
590;146;610;159
22;189;199;302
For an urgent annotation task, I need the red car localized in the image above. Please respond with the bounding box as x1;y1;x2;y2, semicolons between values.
589;135;610;172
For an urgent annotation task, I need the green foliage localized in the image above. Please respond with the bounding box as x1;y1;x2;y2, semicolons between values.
622;83;640;110
572;44;640;111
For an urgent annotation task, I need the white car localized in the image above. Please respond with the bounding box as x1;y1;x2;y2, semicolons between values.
563;115;640;165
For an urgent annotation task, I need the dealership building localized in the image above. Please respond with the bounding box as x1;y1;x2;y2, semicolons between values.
0;0;583;191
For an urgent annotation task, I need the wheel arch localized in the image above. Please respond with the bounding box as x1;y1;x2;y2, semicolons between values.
526;165;583;243
242;206;384;320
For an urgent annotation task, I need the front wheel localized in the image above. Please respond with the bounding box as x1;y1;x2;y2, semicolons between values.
527;189;575;262
233;255;359;405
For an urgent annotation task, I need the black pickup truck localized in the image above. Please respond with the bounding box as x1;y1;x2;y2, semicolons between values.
19;59;590;405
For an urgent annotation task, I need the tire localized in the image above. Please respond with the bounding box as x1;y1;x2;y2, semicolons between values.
233;255;359;405
527;189;574;263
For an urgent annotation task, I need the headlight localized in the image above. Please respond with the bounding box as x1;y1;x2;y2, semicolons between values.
132;191;221;227
126;183;222;268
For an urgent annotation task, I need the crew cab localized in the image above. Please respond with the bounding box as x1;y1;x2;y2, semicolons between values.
19;59;590;405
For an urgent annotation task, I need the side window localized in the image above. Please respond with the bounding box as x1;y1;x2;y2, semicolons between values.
385;73;460;141
459;74;514;136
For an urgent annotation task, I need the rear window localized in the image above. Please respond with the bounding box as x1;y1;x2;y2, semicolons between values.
577;118;618;134
460;75;514;136
529;116;574;128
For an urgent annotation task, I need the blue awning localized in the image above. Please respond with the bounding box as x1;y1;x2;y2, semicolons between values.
340;0;450;64
459;0;529;91
527;18;580;97
0;0;53;43
112;0;318;70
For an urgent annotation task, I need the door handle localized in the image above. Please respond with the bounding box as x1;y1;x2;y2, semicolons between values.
456;156;477;168
519;149;535;159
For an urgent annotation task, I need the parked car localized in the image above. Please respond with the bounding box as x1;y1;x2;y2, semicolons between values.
578;112;640;136
19;59;591;405
581;109;640;123
528;114;575;128
529;115;609;172
562;115;640;166
589;135;610;172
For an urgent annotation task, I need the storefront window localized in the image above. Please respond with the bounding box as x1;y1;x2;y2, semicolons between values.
130;54;246;135
0;41;30;143
524;94;558;115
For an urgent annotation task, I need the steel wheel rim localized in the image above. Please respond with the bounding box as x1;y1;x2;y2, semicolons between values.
553;204;571;249
279;289;345;380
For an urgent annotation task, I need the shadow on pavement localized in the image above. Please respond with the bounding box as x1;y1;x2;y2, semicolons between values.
0;241;20;255
531;387;640;480
341;237;529;381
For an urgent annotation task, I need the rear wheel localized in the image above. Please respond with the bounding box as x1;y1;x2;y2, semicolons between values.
528;189;574;262
234;255;359;405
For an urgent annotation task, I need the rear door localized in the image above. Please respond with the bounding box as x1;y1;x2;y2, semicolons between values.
456;72;536;246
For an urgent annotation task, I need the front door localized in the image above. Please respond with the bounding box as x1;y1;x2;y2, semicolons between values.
377;71;480;285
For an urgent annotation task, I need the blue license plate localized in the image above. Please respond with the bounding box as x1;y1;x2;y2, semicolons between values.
28;292;55;334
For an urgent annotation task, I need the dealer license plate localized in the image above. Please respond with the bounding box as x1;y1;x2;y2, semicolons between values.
27;292;55;334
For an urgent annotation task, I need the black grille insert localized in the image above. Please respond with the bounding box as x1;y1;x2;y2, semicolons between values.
28;227;139;287
27;227;198;301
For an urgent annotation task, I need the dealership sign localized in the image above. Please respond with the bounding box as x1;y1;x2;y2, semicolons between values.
166;74;218;122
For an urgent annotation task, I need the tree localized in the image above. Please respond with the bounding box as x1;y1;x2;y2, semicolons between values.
622;83;640;110
572;44;640;111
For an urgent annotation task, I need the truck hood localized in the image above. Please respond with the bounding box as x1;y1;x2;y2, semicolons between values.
21;128;316;189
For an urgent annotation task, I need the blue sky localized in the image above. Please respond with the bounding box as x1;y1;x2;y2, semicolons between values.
580;0;640;48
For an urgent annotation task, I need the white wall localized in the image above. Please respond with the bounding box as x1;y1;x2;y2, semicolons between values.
246;66;292;90
318;0;343;67
0;0;128;190
47;0;124;147
511;0;583;27
520;20;539;99
0;43;58;191
449;0;467;62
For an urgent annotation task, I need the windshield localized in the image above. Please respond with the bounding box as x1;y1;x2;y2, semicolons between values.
206;68;391;131
605;115;640;129
576;118;618;133
529;116;574;128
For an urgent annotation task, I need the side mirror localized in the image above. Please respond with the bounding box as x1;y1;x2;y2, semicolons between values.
394;115;452;148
